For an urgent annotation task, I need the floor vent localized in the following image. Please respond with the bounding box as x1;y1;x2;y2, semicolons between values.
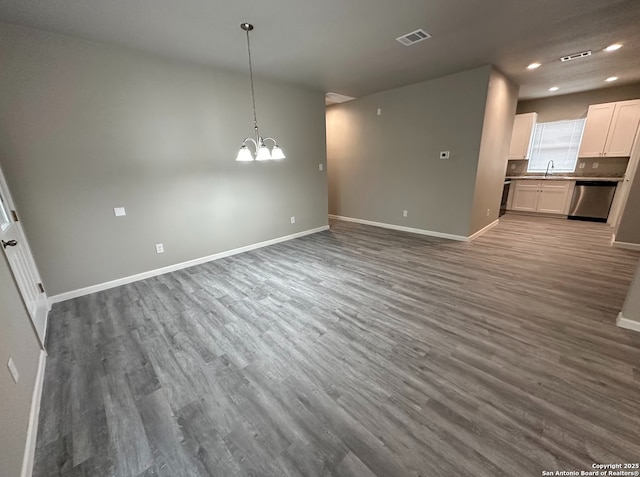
560;50;592;62
396;29;431;46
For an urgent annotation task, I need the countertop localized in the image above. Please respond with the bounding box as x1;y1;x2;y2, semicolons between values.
505;175;623;182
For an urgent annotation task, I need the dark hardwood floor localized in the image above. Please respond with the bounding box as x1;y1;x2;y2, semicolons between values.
34;214;640;477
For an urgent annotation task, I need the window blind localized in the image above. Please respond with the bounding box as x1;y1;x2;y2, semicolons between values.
527;119;586;173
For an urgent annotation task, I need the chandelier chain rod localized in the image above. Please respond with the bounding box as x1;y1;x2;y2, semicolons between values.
245;28;259;138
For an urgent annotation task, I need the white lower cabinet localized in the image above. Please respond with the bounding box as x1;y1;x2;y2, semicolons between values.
511;180;572;215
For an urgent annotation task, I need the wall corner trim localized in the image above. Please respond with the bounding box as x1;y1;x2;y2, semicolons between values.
467;219;499;241
328;215;469;241
21;349;47;477
49;225;330;303
612;240;640;251
616;312;640;333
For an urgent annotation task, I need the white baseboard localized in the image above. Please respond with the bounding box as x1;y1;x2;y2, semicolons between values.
467;219;499;241
616;312;640;333
328;215;471;242
612;240;640;251
50;225;330;304
21;349;47;477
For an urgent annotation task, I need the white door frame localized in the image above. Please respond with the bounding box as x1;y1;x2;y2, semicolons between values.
0;165;50;348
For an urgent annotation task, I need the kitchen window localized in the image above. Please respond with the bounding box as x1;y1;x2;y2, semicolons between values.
527;119;586;173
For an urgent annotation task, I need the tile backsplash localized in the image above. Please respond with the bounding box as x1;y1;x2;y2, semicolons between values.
575;157;628;176
506;157;628;177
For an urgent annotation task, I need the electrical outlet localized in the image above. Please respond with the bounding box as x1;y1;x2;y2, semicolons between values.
7;358;19;384
579;162;586;169
593;162;599;169
403;210;408;217
511;164;516;170
486;208;490;217
377;108;382;116
290;216;296;224
155;243;164;254
114;207;126;217
440;151;450;160
319;163;324;171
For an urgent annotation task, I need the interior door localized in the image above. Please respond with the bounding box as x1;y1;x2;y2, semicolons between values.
0;167;49;347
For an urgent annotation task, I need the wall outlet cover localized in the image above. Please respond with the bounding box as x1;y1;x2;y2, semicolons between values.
440;151;450;159
290;216;296;224
377;108;382;116
579;162;586;169
114;207;126;217
155;243;164;254
511;164;516;170
403;210;408;217
319;164;324;171
593;162;599;169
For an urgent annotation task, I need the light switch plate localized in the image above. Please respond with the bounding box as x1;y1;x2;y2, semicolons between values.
7;358;19;384
114;207;126;217
403;210;408;217
319;164;324;171
440;151;450;159
579;162;586;169
593;162;599;169
155;243;164;254
377;108;382;116
290;216;296;224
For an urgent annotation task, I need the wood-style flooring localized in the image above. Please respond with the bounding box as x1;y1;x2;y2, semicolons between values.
34;214;640;477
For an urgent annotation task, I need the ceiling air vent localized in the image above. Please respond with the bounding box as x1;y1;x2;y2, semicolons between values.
396;29;431;46
560;50;592;62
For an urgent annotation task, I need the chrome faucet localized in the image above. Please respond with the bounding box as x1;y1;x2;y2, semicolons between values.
545;160;555;177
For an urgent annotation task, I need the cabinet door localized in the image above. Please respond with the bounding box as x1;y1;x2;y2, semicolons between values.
512;181;540;211
603;100;640;157
508;113;537;159
538;181;571;214
578;103;615;157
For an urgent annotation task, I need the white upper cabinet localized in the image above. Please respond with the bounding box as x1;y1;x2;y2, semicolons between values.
579;100;640;158
604;100;640;157
508;112;537;159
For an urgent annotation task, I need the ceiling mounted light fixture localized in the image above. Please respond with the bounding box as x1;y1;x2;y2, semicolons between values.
527;63;541;70
549;86;559;92
605;76;619;82
235;22;285;162
604;44;623;52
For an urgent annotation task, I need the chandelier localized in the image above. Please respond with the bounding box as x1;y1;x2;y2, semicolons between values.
235;23;286;162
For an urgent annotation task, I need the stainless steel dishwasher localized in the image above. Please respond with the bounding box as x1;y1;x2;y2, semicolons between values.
567;181;617;222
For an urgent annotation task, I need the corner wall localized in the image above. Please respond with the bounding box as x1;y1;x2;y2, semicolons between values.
469;68;519;235
327;66;492;238
0;23;328;296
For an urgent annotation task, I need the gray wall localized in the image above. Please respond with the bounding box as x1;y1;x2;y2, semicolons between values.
616;162;640;244
517;82;640;122
327;65;493;237
0;252;41;477
0;23;328;296
469;68;519;235
621;259;640;325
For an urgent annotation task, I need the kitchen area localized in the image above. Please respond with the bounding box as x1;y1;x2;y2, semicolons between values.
502;98;640;230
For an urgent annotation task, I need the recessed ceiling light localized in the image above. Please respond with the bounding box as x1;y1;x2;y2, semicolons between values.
605;77;618;82
549;86;559;92
527;63;541;70
604;44;623;52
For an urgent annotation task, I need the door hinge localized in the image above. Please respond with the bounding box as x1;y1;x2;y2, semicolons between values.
11;210;19;222
37;283;45;293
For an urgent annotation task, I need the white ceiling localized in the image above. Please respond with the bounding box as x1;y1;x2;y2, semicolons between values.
1;0;639;100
